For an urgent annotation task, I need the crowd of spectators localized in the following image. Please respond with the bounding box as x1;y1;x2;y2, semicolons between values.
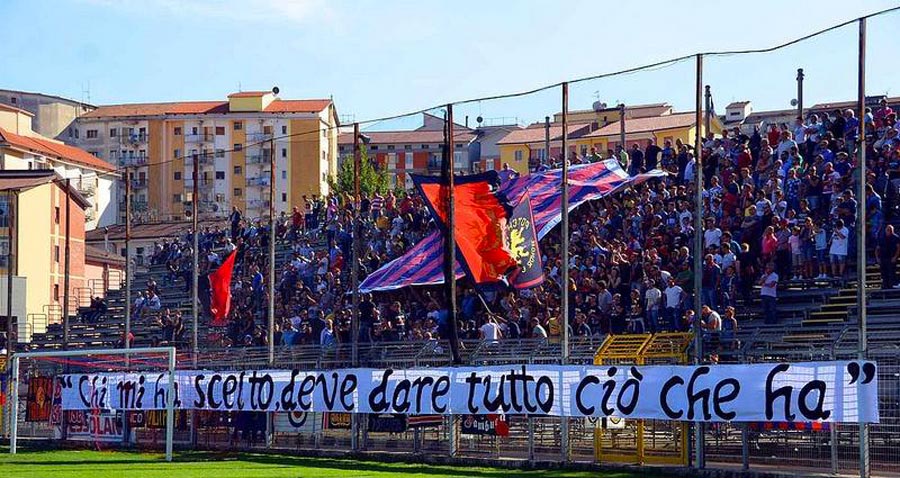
134;99;899;355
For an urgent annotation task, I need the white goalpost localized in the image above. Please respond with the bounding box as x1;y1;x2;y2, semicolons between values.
8;346;177;462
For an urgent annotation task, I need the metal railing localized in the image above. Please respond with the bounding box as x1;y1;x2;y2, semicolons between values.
245;176;270;187
119;133;149;144
185;133;214;143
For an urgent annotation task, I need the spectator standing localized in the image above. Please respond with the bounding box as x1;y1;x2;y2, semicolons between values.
876;225;900;289
830;218;850;280
759;263;779;324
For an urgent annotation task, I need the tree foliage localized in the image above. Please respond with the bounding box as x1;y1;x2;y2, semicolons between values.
329;146;391;197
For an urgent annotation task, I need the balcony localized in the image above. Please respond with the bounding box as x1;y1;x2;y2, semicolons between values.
185;133;214;143
245;176;271;187
77;183;96;198
247;133;272;143
245;154;268;165
131;179;148;190
247;199;270;210
186;153;215;166
118;156;148;167
184;178;213;190
119;133;149;145
119;200;148;212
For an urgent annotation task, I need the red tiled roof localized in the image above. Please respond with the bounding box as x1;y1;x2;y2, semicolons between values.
85;244;126;267
0;170;91;209
0;103;34;117
227;91;271;98
583;112;699;138
337;130;476;145
496;123;592;145
82;99;331;119
263;99;332;113
0;127;116;173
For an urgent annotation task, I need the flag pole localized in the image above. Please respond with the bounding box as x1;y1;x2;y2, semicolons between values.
560;81;570;461
444;104;461;365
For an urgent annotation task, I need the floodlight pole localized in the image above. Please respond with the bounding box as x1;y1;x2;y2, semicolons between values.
351;122;361;453
63;178;71;348
6;190;16;358
124;168;132;357
692;52;706;469
856;17;869;478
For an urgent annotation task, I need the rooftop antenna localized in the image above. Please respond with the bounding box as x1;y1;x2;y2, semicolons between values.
238;81;242;92
81;81;91;105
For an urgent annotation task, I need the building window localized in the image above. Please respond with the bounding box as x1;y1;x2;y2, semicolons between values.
421;144;429;150
54;284;59;300
55;206;60;224
174;148;181;159
281;125;287;134
110;150;118;159
55;245;60;262
281;170;287;179
10;97;17;105
514;150;523;162
404;145;412;151
233;121;243;130
172;194;182;203
216;149;225;158
371;145;379;151
233;166;242;175
281;148;287;158
89;151;100;157
387;145;395;150
234;144;242;152
174;127;182;136
109;128;117;137
263;125;273;135
215;171;225;180
174;171;182;180
455;143;464;148
215;126;225;136
233;188;242;197
281;193;287;202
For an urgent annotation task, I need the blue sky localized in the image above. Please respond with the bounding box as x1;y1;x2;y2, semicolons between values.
2;0;898;129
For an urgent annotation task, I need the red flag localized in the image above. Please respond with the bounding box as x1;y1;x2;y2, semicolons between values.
413;172;517;284
208;250;236;326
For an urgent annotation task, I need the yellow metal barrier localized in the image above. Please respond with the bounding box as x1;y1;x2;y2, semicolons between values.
593;332;692;466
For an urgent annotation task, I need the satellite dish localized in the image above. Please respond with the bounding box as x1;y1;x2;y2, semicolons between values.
476;116;483;124
592;101;607;112
272;86;280;95
790;99;798;107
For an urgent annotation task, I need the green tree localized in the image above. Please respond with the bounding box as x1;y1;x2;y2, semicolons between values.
329;146;390;197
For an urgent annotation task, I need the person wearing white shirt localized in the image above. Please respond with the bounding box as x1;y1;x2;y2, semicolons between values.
758;263;779;324
479;316;502;343
644;281;662;332
704;218;722;248
830;219;850;279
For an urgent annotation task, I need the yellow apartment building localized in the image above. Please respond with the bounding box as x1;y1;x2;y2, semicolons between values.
70;90;339;223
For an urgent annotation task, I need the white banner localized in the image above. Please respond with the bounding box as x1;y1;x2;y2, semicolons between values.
58;361;880;423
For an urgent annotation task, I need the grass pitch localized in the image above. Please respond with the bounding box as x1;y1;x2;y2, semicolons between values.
0;449;663;478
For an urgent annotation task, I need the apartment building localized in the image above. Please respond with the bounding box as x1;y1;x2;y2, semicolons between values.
0;88;95;139
0;104;118;229
71;90;339;223
0;170;89;342
337;113;489;190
